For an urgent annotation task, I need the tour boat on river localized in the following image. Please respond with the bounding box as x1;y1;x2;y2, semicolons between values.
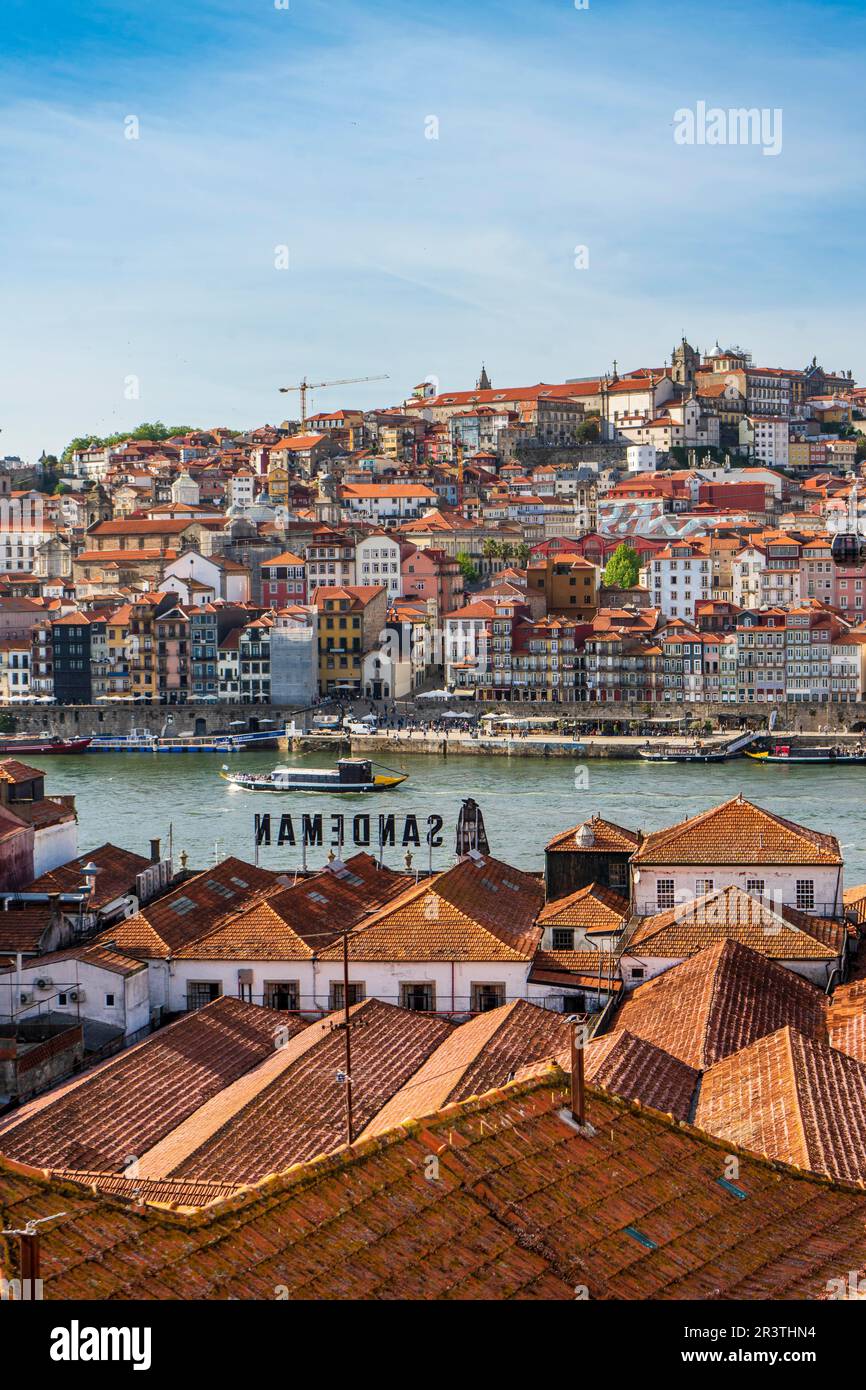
746;744;866;765
220;757;408;794
638;743;728;764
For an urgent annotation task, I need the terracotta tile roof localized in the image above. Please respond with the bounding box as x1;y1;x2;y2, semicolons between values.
0;908;54;954
52;1170;243;1208
628;885;843;961
0;997;302;1172
360;1000;573;1137
260;550;306;568
696;1027;866;1183
844;884;866;928
633;795;841;866
583;1029;700;1121
174;854;410;960
0;760;44;785
546;815;639;855
827;979;866;1064
95;857;280;958
24;843;152;909
7;1074;866;1300
0;941;146;979
614;939;828;1070
146;999;453;1185
89;519;195;537
323;854;544;963
22;798;77;831
537;882;628;931
528;949;621;988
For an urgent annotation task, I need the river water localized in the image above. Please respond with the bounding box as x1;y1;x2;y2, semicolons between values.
39;749;866;889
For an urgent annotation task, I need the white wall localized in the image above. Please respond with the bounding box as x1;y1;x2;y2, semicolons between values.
165;957;532;1015
0;956;150;1038
33;819;78;878
631;866;842;917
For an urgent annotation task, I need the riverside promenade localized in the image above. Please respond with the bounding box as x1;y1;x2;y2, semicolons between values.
289;727;753;760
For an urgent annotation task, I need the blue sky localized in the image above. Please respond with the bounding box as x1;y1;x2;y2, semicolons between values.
1;0;864;459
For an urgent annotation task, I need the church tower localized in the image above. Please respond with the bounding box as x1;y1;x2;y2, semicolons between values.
476;363;491;391
671;337;699;389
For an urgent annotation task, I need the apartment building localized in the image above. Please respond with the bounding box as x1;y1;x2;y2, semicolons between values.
649;540;712;620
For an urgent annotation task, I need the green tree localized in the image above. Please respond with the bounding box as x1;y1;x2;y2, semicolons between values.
603;542;640;589
576;415;601;443
456;551;479;584
60;422;195;464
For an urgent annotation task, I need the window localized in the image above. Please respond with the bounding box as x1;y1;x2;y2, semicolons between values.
105;993;115;1007
746;878;765;898
264;981;299;1011
656;879;675;909
562;992;585;1014
631;967;645;980
608;861;627;888
695;879;714;897
796;879;815;911
552;927;575;951
187;981;221;1010
58;992;67;1006
330;981;365;1010
400;981;435;1012
471;982;505;1012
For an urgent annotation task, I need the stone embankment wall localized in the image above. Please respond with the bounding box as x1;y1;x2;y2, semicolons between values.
4;699;866;739
1;703;296;737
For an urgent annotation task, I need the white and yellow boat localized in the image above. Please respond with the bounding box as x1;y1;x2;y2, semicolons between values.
220;757;407;793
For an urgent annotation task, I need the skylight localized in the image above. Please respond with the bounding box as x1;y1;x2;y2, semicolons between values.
206;879;235;899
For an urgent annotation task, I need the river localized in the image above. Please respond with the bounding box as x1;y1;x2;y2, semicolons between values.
38;749;866;889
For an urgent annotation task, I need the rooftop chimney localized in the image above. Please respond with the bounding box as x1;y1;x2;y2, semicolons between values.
150;838;161;865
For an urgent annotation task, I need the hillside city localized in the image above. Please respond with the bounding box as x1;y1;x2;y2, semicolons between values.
2;340;866;713
5;341;866;1312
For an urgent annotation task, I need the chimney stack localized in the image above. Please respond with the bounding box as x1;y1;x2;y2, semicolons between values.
150;838;161;865
47;893;64;934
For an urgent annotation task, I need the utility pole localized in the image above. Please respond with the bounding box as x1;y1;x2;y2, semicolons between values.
341;928;354;1145
0;1212;66;1299
570;1015;586;1127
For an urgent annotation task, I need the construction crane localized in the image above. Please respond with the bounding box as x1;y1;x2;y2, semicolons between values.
278;374;389;425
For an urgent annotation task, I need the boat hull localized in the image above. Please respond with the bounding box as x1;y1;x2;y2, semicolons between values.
638;749;727;764
88;730;280;753
746;750;866;764
220;771;407;793
0;737;92;755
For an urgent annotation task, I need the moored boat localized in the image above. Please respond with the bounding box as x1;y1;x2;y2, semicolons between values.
0;735;91;755
220;757;407;794
638;743;728;764
746;743;866;765
88;728;281;753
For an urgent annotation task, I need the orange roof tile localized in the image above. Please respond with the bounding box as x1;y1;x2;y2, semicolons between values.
632;795;841;866
628;885;843;961
324;854;544;963
149;999;453;1185
614;939;827;1069
537;882;629;932
696;1026;866;1183
583;1029;699;1121
546;815;639;855
6;1072;866;1300
0;997;303;1172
